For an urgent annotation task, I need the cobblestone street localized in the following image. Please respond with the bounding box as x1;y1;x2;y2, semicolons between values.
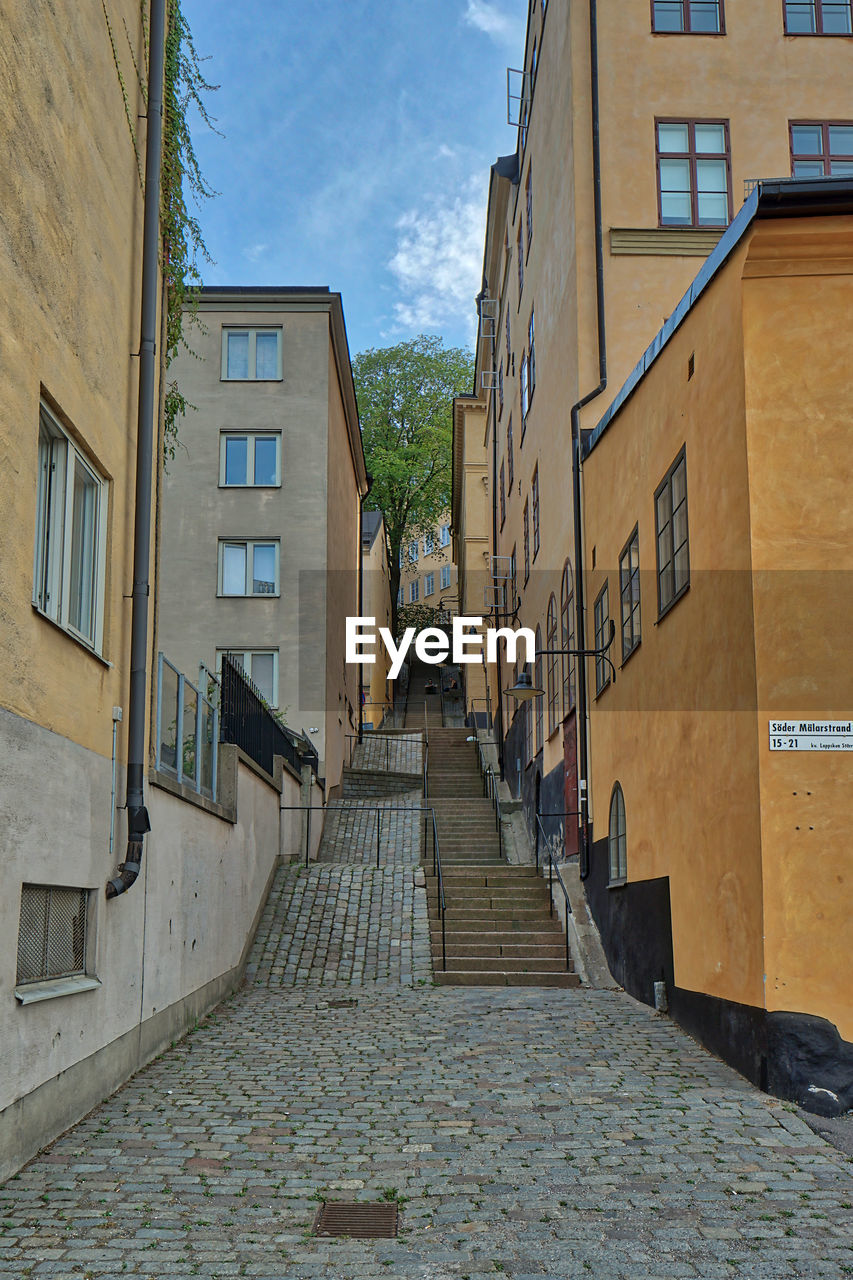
2;853;851;1280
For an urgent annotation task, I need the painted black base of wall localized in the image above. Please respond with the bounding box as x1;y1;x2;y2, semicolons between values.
583;834;853;1117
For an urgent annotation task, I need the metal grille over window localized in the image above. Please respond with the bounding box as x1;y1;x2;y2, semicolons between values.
17;885;88;985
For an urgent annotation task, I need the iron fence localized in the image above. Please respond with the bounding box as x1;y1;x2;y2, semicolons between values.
219;653;317;780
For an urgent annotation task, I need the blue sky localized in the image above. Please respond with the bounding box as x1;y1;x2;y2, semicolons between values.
181;0;527;357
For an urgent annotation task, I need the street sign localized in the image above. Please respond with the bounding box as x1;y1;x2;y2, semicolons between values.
769;721;853;752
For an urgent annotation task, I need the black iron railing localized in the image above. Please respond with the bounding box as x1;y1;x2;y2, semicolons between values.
535;812;573;972
475;739;505;861
219;654;318;779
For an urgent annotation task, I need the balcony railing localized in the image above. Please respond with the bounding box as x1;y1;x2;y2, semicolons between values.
219;653;318;780
155;653;218;800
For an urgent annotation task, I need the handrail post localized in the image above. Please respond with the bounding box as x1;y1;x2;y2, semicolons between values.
376;809;381;869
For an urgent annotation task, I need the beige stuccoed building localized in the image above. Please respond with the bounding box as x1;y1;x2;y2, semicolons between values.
158;286;368;789
397;512;458;616
460;0;853;1109
360;510;393;729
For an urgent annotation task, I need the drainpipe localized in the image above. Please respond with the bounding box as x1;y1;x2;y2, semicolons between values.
571;0;606;880
107;0;167;898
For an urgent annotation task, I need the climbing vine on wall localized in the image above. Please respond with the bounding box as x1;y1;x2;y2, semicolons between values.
161;0;218;459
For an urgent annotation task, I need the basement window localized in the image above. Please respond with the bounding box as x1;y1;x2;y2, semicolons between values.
16;885;99;1003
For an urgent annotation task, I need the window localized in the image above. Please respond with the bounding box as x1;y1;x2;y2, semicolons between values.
523;499;530;583
440;564;451;590
397;586;404;606
505;305;512;368
534;624;544;754
652;0;724;32
619;526;641;661
222;328;282;380
517;224;524;297
520;351;530;422
424;572;435;597
528;308;536;400
440;523;450;547
499;461;506;529
34;402;108;653
546;595;559;734
498;364;504;414
219;540;279;596
784;1;853;33
560;561;575;714
608;784;627;883
790;121;853;175
507;415;514;486
593;580;611;695
655;449;689;616
220;432;281;486
410;578;420;603
217;649;278;707
525;167;533;254
424;532;435;555
532;465;540;560
656;119;731;226
17;885;91;986
409;541;419;562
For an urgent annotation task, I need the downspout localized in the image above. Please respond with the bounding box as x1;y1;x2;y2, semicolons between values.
107;0;167;898
571;0;606;879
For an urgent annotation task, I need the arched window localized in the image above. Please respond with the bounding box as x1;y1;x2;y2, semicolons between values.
546;595;558;734
609;783;627;883
534;624;544;754
560;560;575;716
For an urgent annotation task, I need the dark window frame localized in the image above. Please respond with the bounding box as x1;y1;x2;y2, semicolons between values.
523;499;530;584
655;117;733;228
499;460;506;530
560;560;575;715
534;623;544;755
531;464;540;560
546;594;559;735
517;223;524;302
507;415;514;487
654;446;690;619
525;166;533;258
783;0;853;34
619;524;642;664
651;0;726;33
789;119;853;174
593;580;611;696
528;307;536;402
608;784;627;885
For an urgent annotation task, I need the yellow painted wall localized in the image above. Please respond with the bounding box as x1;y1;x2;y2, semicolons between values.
0;0;148;762
362;517;393;725
582;238;766;1009
741;217;853;1039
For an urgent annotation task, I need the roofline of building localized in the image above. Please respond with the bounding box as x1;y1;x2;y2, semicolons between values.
196;285;331;302
584;178;853;459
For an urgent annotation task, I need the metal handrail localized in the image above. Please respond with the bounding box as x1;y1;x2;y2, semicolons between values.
467;697;493;731
345;729;422;771
534;810;583;872
473;738;505;862
280;800;447;972
535;813;572;972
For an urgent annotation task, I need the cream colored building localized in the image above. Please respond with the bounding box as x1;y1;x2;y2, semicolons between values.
158;287;369;788
397;512;458;617
450;395;491;725
361;510;393;728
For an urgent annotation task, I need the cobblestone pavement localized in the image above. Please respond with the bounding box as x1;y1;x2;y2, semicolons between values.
246;863;432;987
350;734;424;775
318;796;425;865
1;987;851;1279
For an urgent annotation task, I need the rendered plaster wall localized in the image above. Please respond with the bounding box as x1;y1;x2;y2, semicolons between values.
0;703;294;1180
741;217;853;1040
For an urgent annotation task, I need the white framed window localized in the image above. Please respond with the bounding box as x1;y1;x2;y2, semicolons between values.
220;433;281;486
221;328;283;381
218;540;279;596
440;524;450;547
424;532;435;555
33;402;108;654
440;565;451;590
424;572;435;597
216;649;278;707
409;541;419;562
410;579;420;603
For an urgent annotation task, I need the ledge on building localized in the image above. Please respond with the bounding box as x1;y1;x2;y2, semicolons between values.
15;975;101;1005
610;227;725;257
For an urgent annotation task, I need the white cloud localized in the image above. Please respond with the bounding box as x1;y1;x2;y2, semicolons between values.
243;242;270;263
463;0;517;44
388;178;486;335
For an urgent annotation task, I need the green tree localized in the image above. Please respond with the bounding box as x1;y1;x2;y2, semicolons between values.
353;335;474;631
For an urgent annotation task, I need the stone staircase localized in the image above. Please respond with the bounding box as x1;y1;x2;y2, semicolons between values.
424;726;578;988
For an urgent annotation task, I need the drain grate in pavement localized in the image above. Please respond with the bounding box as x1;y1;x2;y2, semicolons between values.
313;1200;398;1238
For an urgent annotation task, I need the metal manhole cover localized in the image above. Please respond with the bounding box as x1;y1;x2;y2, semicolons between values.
313;1200;398;1238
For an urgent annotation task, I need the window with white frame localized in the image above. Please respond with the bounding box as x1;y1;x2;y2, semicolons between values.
520;351;530;421
410;578;420;603
440;524;450;547
424;572;435;596
220;432;281;486
424;531;435;555
409;541;419;562
594;580;611;695
221;328;282;380
609;783;627;882
219;540;279;596
33;402;108;653
440;565;451;590
217;649;278;707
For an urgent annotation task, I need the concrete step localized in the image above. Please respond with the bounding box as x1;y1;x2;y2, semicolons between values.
429;955;573;974
432;920;564;936
430;927;565;944
438;941;569;959
436;868;539;882
432;971;581;988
